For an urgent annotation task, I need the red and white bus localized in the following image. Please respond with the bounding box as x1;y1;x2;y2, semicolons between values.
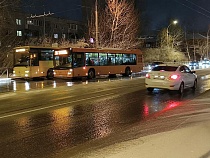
53;47;143;79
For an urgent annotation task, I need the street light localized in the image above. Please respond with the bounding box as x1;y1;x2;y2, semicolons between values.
167;20;178;47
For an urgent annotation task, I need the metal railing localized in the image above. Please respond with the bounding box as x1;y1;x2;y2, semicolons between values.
0;68;10;78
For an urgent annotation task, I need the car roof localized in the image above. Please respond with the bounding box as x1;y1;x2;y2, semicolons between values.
158;63;181;67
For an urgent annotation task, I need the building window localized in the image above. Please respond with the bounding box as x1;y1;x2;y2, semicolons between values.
54;34;58;39
16;19;21;25
27;20;33;25
62;34;66;38
69;24;78;30
31;19;41;26
17;31;22;36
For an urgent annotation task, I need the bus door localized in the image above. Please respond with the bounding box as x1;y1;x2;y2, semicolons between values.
73;53;86;77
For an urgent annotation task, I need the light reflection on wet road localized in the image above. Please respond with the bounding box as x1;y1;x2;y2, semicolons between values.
0;75;135;93
0;71;210;157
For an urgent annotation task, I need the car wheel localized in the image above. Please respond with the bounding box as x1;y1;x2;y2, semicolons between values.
147;88;154;92
178;82;184;95
192;80;197;90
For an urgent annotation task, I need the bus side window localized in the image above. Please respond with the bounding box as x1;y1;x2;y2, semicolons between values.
74;53;85;67
107;53;115;65
86;57;94;66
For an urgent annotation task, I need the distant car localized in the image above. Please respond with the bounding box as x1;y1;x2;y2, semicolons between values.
145;64;197;94
202;59;210;65
188;61;199;67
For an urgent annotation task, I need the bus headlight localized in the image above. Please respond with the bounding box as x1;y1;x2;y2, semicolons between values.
68;69;73;75
25;70;29;73
25;74;29;77
13;70;15;73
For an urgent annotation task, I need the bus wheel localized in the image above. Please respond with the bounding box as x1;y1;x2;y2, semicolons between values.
123;67;131;77
88;69;95;79
46;68;54;80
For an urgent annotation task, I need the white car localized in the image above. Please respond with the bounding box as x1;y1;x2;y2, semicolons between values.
145;64;197;94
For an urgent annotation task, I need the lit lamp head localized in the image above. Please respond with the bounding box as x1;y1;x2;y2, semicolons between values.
173;20;178;25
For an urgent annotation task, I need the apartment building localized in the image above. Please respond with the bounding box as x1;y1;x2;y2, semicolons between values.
13;11;84;46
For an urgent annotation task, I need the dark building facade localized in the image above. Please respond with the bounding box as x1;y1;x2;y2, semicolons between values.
12;11;84;46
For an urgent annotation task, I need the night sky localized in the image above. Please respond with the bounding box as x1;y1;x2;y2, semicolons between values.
22;0;210;32
146;0;210;32
22;0;83;21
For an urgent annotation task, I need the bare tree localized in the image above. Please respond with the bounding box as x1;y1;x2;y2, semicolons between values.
143;48;187;63
158;25;183;49
88;0;140;49
0;0;21;68
184;29;191;60
191;38;207;61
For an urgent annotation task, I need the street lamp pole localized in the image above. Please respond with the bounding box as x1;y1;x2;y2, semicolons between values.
166;20;178;48
166;24;171;48
95;0;99;48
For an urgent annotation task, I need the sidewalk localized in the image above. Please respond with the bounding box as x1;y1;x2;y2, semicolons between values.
86;91;210;158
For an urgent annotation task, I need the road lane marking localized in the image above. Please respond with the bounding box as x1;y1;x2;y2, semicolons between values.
0;92;116;119
51;96;74;101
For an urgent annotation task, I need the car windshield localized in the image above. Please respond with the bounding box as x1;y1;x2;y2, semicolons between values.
152;66;178;71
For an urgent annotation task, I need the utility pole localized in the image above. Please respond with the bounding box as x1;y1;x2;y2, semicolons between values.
95;0;99;48
207;25;210;59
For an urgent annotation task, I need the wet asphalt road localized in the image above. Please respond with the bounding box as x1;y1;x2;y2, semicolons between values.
0;69;210;158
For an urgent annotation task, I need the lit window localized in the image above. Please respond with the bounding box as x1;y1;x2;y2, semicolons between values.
54;34;58;39
16;19;21;25
27;20;33;25
62;34;66;38
17;31;22;36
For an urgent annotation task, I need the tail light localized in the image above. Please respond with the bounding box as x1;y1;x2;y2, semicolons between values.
146;73;150;79
169;74;179;80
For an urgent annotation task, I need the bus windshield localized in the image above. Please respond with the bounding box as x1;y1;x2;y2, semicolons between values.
14;52;30;67
54;55;73;68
